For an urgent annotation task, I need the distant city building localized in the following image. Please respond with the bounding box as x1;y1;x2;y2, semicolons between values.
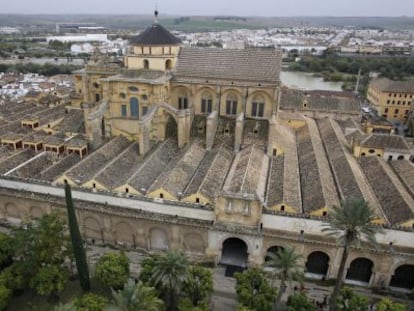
46;34;108;43
367;78;414;123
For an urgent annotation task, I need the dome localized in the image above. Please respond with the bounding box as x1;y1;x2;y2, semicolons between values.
131;23;182;45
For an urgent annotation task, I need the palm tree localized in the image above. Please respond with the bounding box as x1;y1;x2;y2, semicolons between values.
150;250;189;311
322;199;384;311
111;280;164;311
265;246;304;310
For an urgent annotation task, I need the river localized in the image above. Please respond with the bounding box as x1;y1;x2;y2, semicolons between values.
280;71;343;91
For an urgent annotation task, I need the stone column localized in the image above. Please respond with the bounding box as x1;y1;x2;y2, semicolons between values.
206;111;218;150
234;113;244;152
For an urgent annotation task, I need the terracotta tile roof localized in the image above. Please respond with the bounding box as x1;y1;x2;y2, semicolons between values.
65;136;131;185
359;134;411;151
280;89;360;114
38;154;80;182
359;156;414;224
370;78;414;94
184;145;233;202
127;139;179;192
131;23;181;45
224;144;268;198
390;160;414;197
174;47;281;84
266;155;284;207
296;125;325;212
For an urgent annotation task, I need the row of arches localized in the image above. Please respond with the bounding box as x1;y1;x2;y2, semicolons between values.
82;216;205;254
1;202;44;220
264;246;414;290
171;86;272;118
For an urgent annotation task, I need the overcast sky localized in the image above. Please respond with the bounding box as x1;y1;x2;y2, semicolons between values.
0;0;412;16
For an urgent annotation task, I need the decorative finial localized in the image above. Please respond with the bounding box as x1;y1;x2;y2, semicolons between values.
154;5;159;23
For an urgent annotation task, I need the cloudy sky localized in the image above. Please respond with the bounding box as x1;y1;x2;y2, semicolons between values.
0;0;412;16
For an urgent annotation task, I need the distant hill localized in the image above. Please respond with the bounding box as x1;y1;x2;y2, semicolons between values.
1;14;414;32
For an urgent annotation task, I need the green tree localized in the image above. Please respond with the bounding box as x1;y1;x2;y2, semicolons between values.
73;293;108;311
0;284;11;311
0;262;28;293
286;293;316;311
180;265;213;308
29;265;67;301
139;255;157;285
265;246;304;309
234;268;277;311
95;252;129;290
376;298;407;311
111;280;164;311
65;183;90;292
336;287;369;311
0;233;13;269
322;199;384;311
53;302;76;311
150;250;189;311
4;212;71;295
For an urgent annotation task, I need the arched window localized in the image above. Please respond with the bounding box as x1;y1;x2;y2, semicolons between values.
165;59;172;70
201;92;213;114
177;90;188;109
252;95;265;117
130;97;139;118
226;93;238;115
143;59;149;69
93;82;99;89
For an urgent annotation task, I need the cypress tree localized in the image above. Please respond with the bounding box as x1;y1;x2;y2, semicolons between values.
64;182;90;292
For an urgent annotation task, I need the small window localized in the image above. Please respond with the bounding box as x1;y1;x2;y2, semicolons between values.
395;109;399;114
160;193;164;199
273;149;277;156
280;205;285;211
195;197;200;203
95;94;100;102
252;101;264;117
128;86;139;92
125;188;129;193
178;97;188;109
93;183;96;188
226;94;238;115
93;82;99;89
143;59;149;69
165;59;172;70
130;98;139;118
142;94;148;101
322;211;327;216
368;149;375;154
384;108;388;113
142;106;148;116
201;92;213;114
121;105;127;117
120;92;126;99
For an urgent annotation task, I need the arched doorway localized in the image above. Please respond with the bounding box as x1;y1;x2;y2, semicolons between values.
390;265;414;290
165;59;172;70
305;251;330;278
165;114;178;139
346;258;373;284
221;238;248;276
265;245;284;262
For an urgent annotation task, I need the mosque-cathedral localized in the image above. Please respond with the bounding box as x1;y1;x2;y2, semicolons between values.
0;12;414;290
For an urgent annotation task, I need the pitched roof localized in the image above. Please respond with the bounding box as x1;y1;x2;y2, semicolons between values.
131;23;181;45
370;78;414;94
360;134;411;150
174;48;281;84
